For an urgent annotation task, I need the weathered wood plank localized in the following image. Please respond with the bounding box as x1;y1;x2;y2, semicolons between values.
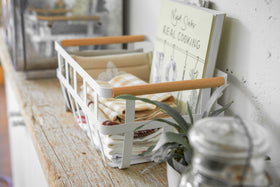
0;34;167;186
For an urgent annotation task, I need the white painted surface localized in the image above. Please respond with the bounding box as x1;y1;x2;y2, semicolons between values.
125;0;161;51
5;76;48;187
126;0;280;168
211;0;280;168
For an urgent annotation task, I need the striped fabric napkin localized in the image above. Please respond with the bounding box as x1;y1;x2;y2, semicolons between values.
86;73;176;123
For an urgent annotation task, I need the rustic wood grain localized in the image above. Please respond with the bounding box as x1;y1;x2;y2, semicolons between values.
0;35;167;186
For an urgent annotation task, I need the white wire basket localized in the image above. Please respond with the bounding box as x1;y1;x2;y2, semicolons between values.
55;35;226;169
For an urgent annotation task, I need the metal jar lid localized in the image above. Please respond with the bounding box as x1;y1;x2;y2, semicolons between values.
189;117;270;162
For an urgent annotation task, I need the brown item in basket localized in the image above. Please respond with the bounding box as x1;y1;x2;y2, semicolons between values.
72;51;152;84
102;120;158;138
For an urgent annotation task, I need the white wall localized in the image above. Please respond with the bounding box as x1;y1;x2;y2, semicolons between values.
125;0;161;51
126;0;280;165
212;0;280;166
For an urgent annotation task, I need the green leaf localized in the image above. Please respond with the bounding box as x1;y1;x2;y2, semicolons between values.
210;101;233;117
141;160;165;174
133;116;182;133
184;149;192;164
168;152;185;163
202;84;229;118
138;145;155;157
157;142;179;150
116;95;191;133
187;102;194;125
151;142;179;161
153;142;178;156
134;122;151;132
171;158;189;173
134;124;146;132
165;132;191;150
151;118;182;133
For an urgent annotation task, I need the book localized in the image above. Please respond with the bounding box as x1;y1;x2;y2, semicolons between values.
150;0;225;114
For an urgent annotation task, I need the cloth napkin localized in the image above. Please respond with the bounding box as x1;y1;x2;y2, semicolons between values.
75;109;163;161
87;73;176;123
77;73;176;163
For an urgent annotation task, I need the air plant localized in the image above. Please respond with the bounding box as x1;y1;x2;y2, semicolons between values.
116;84;233;174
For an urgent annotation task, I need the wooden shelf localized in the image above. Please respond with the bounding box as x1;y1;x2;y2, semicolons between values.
0;34;167;186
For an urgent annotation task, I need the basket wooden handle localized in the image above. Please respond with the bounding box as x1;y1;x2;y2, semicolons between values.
112;77;225;97
37;15;100;22
29;7;72;14
61;35;145;47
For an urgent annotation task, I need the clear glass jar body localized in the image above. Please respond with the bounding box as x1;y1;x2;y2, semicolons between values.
179;117;272;187
180;152;271;187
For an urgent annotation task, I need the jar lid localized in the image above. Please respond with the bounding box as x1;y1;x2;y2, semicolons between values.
189;117;270;160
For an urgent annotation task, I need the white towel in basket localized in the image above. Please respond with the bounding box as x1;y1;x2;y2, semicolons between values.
78;73;177;162
75;108;163;161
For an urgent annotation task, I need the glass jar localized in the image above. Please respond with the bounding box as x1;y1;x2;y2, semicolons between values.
179;117;272;187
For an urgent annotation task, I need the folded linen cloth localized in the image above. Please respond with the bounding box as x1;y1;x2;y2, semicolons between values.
76;108;158;138
77;73;176;163
75;109;163;161
100;131;163;160
88;73;176;123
